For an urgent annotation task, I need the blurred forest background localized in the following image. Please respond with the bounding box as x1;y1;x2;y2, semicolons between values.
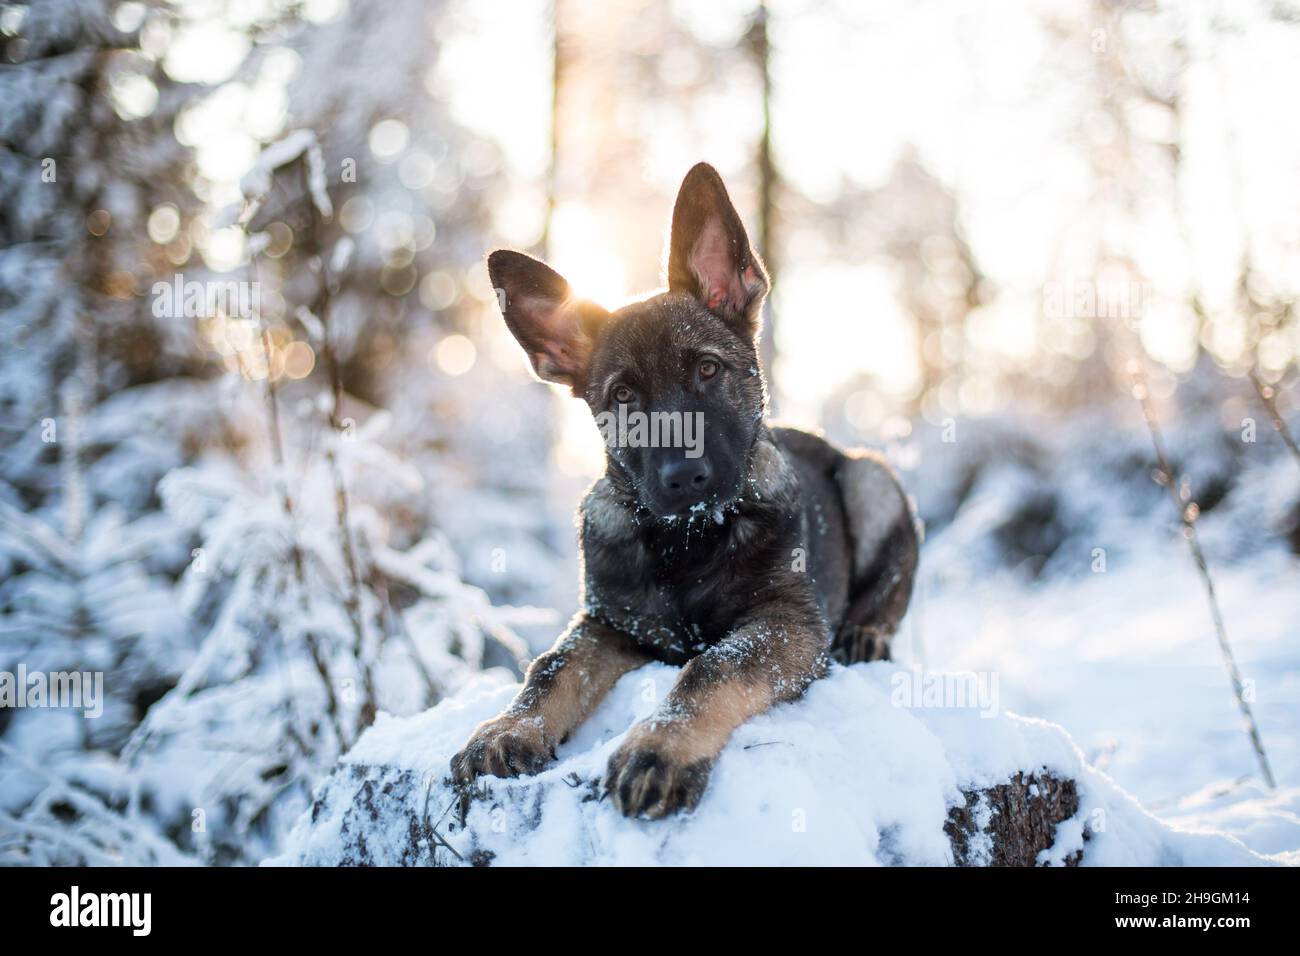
2;0;1299;865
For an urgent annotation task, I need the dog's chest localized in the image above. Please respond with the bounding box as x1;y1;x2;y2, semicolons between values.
584;513;790;663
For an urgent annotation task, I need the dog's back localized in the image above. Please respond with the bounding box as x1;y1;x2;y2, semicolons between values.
772;426;918;664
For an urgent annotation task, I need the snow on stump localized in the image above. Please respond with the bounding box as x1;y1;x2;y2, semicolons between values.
272;663;1267;866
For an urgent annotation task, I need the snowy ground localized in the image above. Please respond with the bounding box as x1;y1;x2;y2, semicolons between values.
911;546;1300;863
896;402;1300;864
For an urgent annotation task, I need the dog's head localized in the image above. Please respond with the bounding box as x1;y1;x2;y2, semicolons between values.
488;163;770;518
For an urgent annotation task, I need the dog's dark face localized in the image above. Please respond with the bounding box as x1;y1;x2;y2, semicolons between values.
488;164;770;518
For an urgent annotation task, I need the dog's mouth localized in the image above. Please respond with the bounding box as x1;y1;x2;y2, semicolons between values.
659;502;719;525
650;490;742;526
618;456;749;526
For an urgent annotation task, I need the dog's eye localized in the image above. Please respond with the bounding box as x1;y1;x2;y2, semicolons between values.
698;358;720;381
612;385;634;404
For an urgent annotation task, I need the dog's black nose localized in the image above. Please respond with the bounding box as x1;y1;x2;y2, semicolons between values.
658;457;712;502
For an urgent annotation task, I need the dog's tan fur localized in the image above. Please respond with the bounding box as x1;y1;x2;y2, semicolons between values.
604;615;827;818
451;619;649;783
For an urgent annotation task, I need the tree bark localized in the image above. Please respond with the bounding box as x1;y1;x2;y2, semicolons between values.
944;772;1083;867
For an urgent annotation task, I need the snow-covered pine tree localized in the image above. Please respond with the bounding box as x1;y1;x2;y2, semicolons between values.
75;3;581;862
0;0;226;864
2;0;573;866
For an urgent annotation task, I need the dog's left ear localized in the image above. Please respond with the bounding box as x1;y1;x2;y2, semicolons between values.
666;162;769;339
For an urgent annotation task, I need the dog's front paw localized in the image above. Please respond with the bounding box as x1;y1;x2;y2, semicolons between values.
450;714;556;787
605;722;713;820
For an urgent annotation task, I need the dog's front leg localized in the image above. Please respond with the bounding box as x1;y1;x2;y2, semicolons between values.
606;610;828;819
451;615;650;786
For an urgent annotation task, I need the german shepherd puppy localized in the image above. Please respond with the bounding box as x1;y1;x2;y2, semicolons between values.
451;163;918;819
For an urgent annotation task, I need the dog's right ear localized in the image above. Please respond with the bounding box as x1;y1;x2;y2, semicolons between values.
487;250;607;394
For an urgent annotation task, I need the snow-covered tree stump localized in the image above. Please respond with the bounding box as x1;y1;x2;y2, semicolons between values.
273;663;1266;867
945;772;1081;866
282;762;1083;867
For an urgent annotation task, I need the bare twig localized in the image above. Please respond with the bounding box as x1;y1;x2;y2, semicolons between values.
1130;362;1276;789
420;784;463;863
378;577;441;708
258;323;348;752
1248;368;1300;471
215;202;347;756
298;159;378;732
